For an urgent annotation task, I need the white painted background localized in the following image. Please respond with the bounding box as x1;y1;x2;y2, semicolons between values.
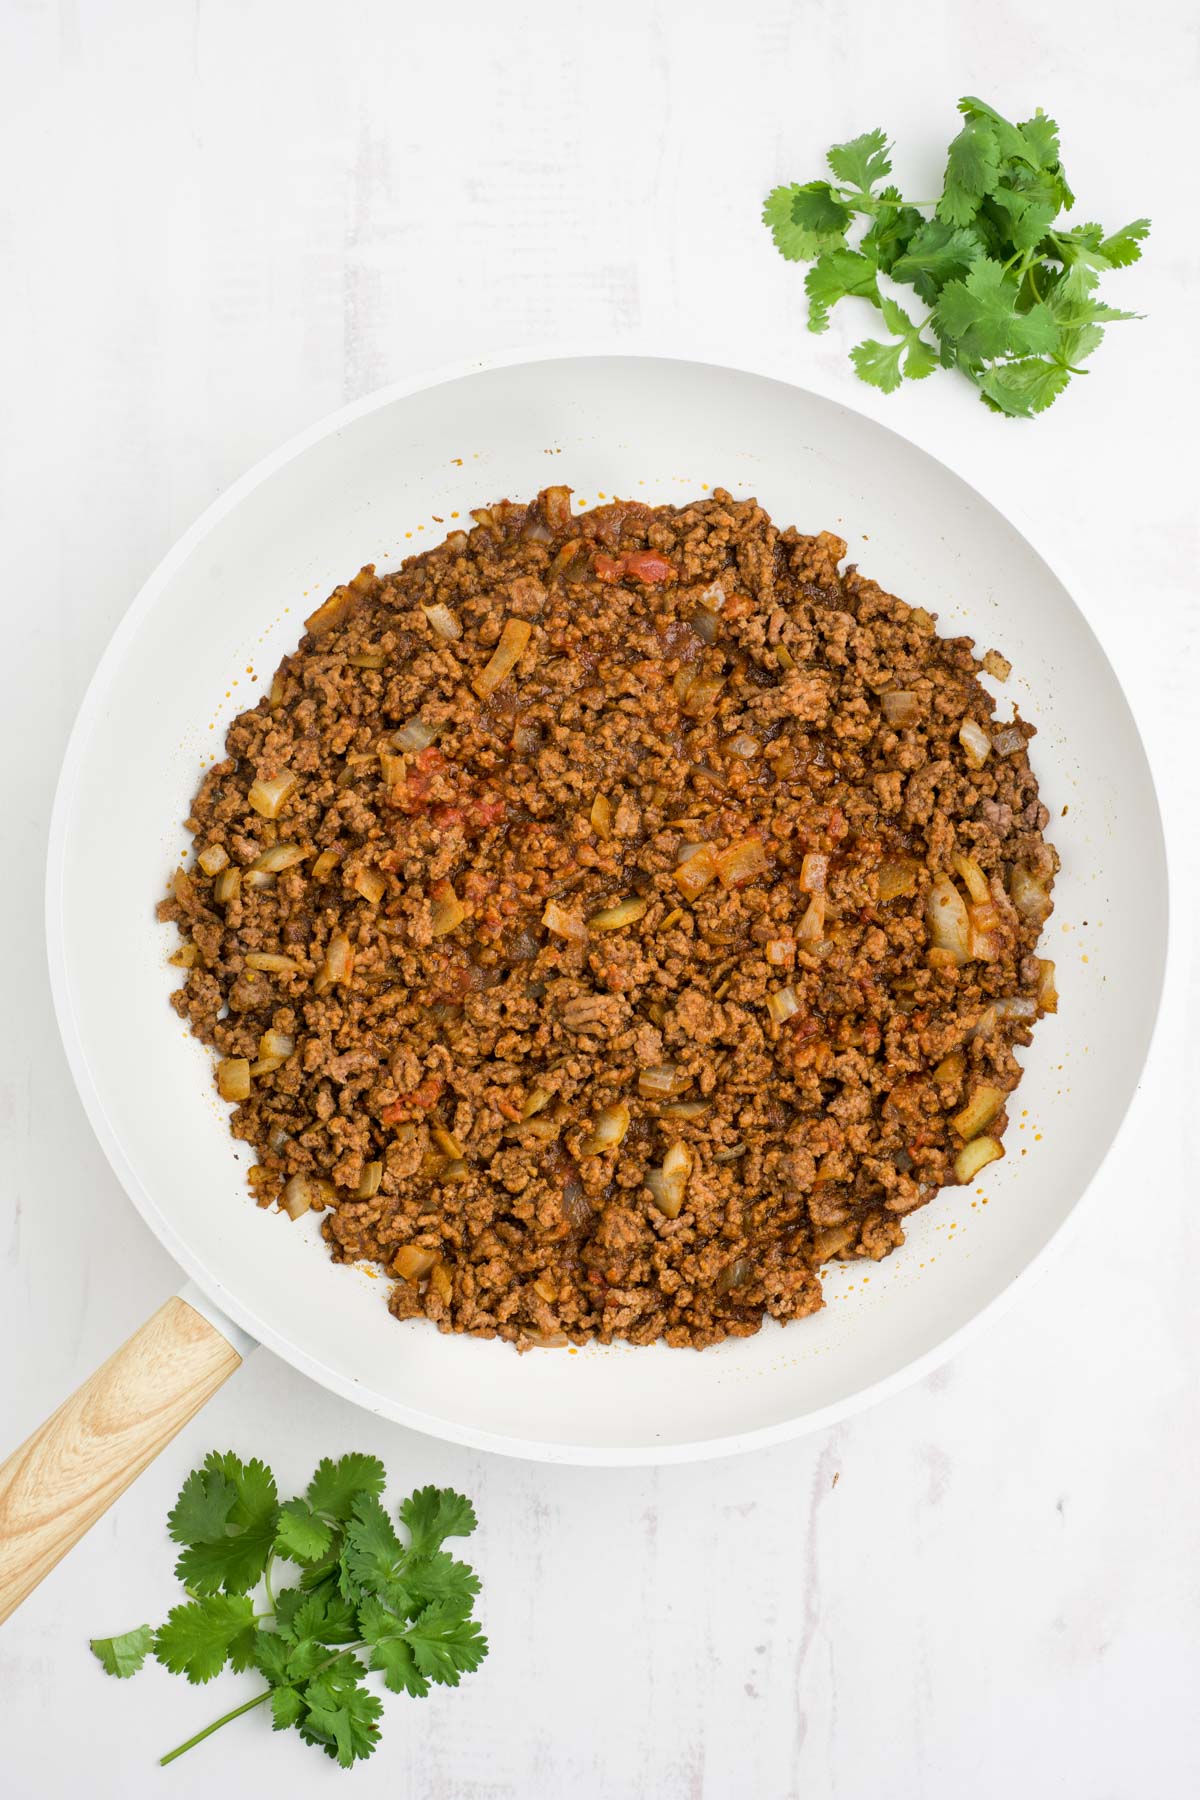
2;2;1197;1795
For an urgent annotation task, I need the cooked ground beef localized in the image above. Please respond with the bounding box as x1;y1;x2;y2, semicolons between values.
158;486;1058;1350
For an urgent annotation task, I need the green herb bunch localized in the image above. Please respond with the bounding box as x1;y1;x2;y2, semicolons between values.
91;1451;487;1769
763;96;1149;416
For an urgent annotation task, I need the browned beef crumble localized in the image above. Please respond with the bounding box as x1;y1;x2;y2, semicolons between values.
158;486;1059;1350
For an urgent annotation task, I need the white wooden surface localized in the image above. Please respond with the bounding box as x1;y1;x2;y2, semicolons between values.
2;2;1198;1795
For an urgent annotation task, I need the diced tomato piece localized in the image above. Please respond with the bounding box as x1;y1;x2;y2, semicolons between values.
622;550;676;584
593;552;625;583
380;1075;444;1126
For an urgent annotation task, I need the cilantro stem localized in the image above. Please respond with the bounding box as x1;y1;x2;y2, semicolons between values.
159;1690;273;1766
263;1553;276;1614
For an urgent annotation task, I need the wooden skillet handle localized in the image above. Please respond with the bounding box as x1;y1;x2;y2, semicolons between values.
0;1295;245;1625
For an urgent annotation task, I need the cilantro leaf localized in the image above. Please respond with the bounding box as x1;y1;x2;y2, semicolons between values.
341;1492;404;1599
763;182;852;262
403;1549;483;1616
306;1453;387;1523
253;1630;292;1685
284;1589;360;1649
358;1596;430;1698
891;219;985;302
934;259;1022;359
153;1595;258;1684
826;128;891;195
275;1499;333;1566
405;1603;490;1688
849;338;905;394
271;1686;306;1731
90;1624;153;1679
901;335;939;381
1017;108;1063;172
167;1466;237;1546
1099;218;1151;267
399;1486;478;1557
297;1654;383;1768
859;188;925;274
939;118;1000;226
980;357;1072;417
805;248;880;330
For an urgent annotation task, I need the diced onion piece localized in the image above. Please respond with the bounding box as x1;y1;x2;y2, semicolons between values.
431;1124;465;1159
394;1245;438;1282
724;731;759;759
310;849;340;880
954;1136;1003;1182
1010;865;1053;924
661;1101;710;1120
429;880;466;937
953;1084;1006;1139
321;932;354;986
249;842;306;874
926;873;970;966
659;907;684;933
797;893;826;944
1036;958;1058;1013
696;580;726;612
650;1141;692;1219
969;902;1004;962
354;867;386;904
638;1064;690;1099
532;1274;558;1303
994;994;1037;1022
690;607;719;645
958;717;991;770
168;943;198;968
590;793;613;840
526;1329;569;1348
430;1260;453;1303
197;844;229;876
217;1057;251;1102
982;648;1012;681
766;984;801;1024
423;602;462;641
579;1101;631;1157
932;1050;965;1085
587;896;649;931
765;934;795;966
674;843;717;901
245;951;301;973
269;671;287;711
522;1088;552;1120
305;573;369;635
281;1172;334;1220
542;899;588;943
774;642;795;671
243;870;275;891
951;852;991;905
357;1160;383;1198
717;836;768;890
347;649;385;669
379;751;406;789
716;1256;753;1294
473;617;532;699
991;724;1025;757
259;1029;295;1060
681;674;727;718
394;716;440;753
247;772;297;819
799;852;828;894
878;858;918;902
881;690;919;727
813;1222;857;1262
249;1054;285;1076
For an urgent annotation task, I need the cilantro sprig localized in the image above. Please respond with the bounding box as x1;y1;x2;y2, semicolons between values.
764;98;1149;416
90;1451;487;1770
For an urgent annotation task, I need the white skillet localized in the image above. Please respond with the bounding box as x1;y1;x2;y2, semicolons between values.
0;353;1167;1621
